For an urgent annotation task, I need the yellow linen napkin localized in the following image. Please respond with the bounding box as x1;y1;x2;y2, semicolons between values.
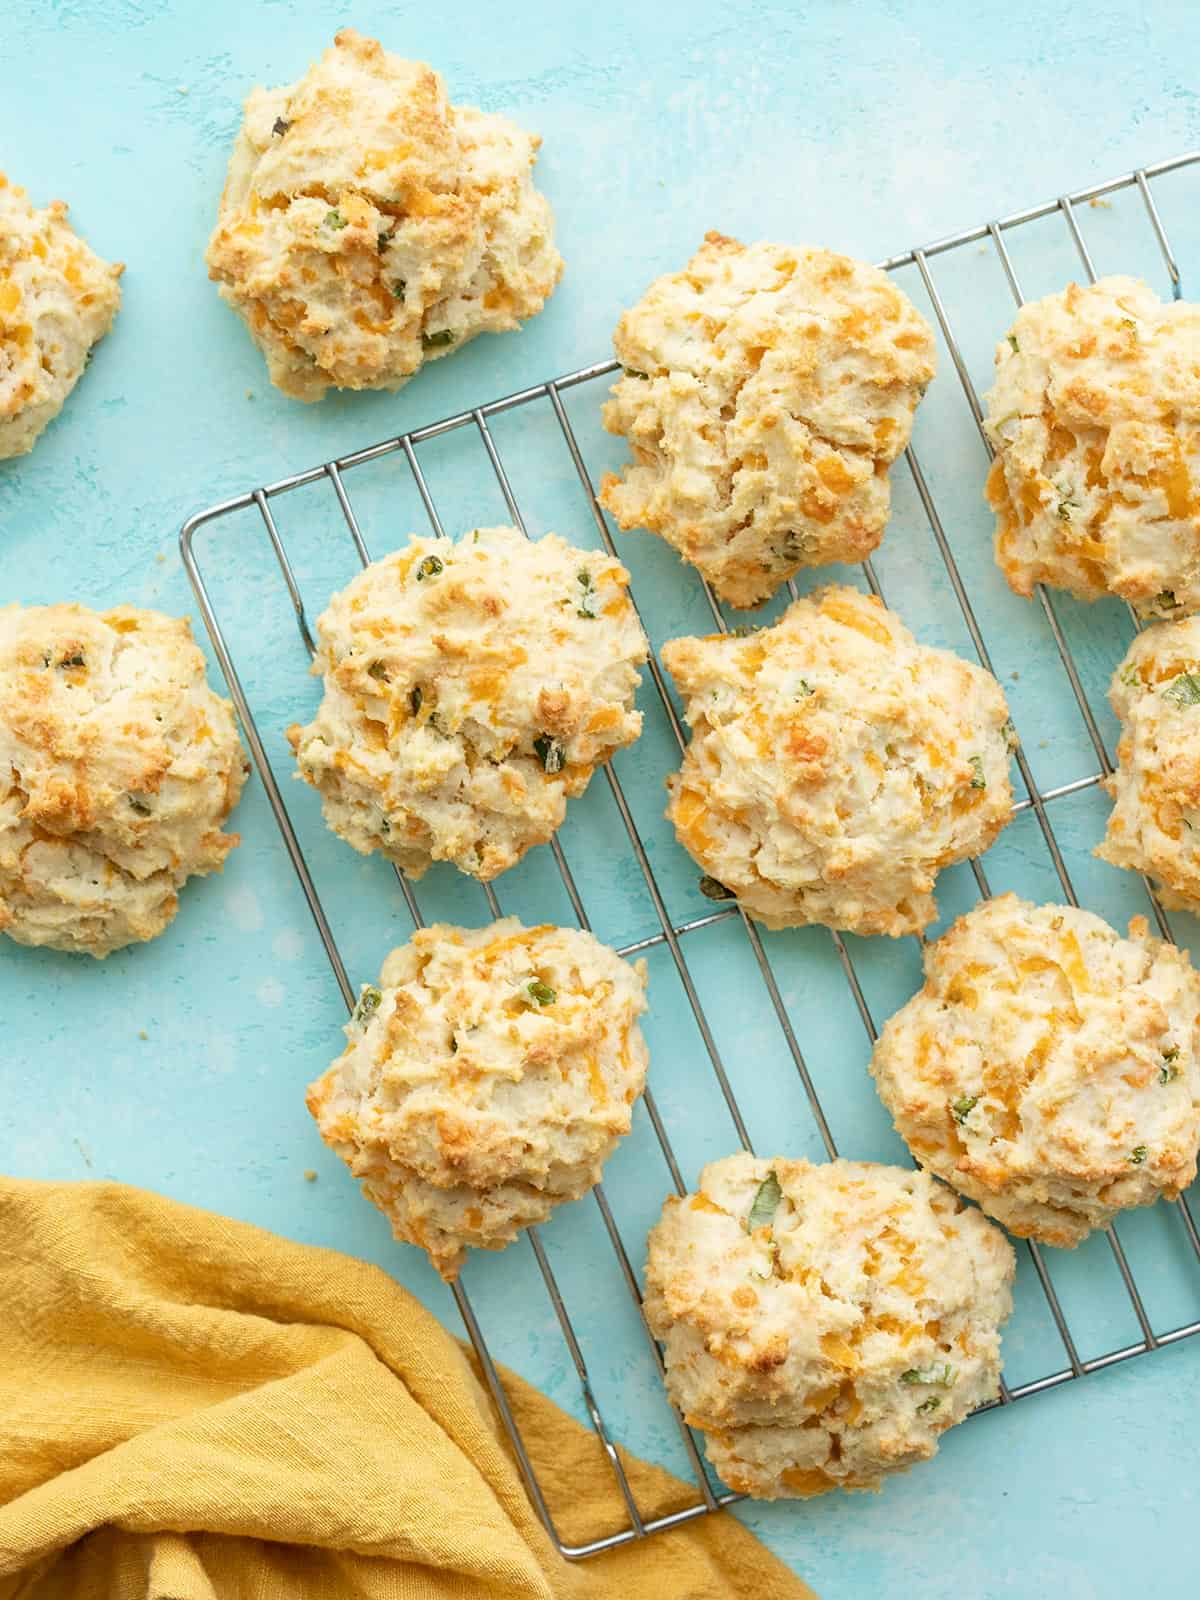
0;1179;814;1599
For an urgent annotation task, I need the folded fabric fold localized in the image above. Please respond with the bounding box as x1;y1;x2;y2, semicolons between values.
0;1179;814;1600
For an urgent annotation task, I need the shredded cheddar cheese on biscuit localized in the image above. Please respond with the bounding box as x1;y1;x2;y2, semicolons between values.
1098;618;1200;913
983;276;1200;618
644;1154;1014;1499
871;894;1200;1246
661;585;1015;936
205;29;561;401
288;526;647;882
598;232;935;608
0;173;122;458
0;604;247;956
307;919;649;1278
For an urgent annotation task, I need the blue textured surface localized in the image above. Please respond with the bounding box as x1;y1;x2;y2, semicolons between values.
2;4;1199;1596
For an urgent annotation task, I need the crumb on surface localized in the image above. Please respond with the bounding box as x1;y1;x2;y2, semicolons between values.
138;1029;148;1040
303;1169;318;1182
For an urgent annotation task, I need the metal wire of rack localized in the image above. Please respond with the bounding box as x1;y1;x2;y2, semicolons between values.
181;149;1200;1560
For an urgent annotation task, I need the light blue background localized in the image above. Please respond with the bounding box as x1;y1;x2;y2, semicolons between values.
2;3;1199;1595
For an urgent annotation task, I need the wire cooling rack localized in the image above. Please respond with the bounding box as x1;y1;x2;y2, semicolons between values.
182;150;1200;1559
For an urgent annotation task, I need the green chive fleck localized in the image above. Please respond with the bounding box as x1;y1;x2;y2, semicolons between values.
772;530;816;567
127;794;152;816
623;367;650;380
577;568;598;619
409;686;423;715
391;278;406;297
1119;662;1144;688
796;679;814;698
416;555;444;581
272;117;290;136
325;210;347;230
916;1396;942;1415
1057;498;1077;521
1007;334;1019;353
367;660;389;681
900;1364;957;1387
1156;590;1177;611
746;1172;782;1233
1002;717;1019;748
533;735;565;774
522;978;557;1006
1164;673;1200;707
1120;318;1137;331
968;755;987;789
951;1094;978;1124
1128;1145;1148;1166
699;875;736;901
422;329;456;350
352;985;382;1028
58;651;85;669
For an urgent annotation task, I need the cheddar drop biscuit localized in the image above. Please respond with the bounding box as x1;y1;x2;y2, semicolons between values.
871;895;1200;1246
644;1154;1014;1499
1097;618;1200;910
984;276;1200;618
206;29;562;401
0;605;247;956
599;232;936;607
307;919;649;1278
288;527;647;881
662;586;1015;935
0;174;122;459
